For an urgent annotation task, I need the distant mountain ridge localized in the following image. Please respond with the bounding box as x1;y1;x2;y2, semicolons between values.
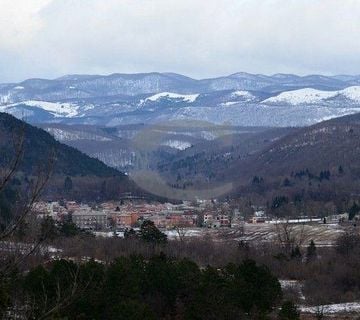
1;72;360;127
2;71;360;102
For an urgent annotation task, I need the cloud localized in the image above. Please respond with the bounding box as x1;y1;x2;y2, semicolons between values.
0;0;360;82
0;0;52;50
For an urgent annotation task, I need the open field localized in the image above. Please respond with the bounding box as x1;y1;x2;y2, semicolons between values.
165;222;346;246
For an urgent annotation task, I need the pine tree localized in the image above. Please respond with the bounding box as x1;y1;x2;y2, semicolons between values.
140;220;167;244
349;202;360;220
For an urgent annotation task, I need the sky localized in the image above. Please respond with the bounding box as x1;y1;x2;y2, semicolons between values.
1;0;360;82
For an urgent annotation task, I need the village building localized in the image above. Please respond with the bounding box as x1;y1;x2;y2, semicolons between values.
203;213;214;226
72;209;108;230
215;214;231;227
111;212;139;229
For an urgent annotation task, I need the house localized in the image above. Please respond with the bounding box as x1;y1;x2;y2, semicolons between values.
203;213;214;226
203;213;231;228
112;212;139;229
166;214;197;228
250;216;266;224
72;209;108;230
148;214;168;228
331;212;349;223
216;214;231;227
66;201;81;212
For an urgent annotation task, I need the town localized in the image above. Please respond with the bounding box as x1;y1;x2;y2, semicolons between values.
33;195;354;241
34;197;232;234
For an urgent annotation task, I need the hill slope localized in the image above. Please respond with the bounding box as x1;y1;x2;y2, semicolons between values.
170;112;360;185
151;113;360;207
0;112;121;177
0;112;145;201
244;112;360;180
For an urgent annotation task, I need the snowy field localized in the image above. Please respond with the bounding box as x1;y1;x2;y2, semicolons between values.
92;222;345;247
300;302;360;315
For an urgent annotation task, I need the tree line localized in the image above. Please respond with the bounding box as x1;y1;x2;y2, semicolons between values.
1;255;289;320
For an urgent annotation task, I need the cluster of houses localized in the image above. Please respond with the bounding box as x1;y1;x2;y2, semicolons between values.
33;200;233;232
34;200;349;234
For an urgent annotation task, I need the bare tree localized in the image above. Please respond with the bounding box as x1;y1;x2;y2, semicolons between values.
0;127;104;319
275;219;306;255
174;223;189;242
0;129;59;317
0;157;54;242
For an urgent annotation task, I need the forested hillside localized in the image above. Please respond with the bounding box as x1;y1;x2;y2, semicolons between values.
0;112;141;201
0;112;121;177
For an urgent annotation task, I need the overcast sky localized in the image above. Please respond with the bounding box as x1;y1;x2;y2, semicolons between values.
1;0;360;82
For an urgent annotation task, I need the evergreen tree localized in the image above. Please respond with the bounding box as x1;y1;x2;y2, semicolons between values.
140;220;167;244
271;196;289;209
59;221;80;237
306;240;317;262
348;202;360;220
14;255;283;319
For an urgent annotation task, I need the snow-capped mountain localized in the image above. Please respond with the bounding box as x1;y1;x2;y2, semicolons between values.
264;86;360;105
1;71;359;104
1;72;360;127
0;100;81;117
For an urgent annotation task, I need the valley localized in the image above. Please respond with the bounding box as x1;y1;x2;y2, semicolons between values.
3;1;360;318
2;72;360;319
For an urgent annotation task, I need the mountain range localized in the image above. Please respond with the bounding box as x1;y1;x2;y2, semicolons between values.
2;71;360;202
1;72;360;127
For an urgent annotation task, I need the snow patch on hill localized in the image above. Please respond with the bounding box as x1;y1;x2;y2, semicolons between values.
5;100;79;117
263;86;360;105
263;88;338;105
342;86;360;101
221;101;239;106
146;92;199;103
231;90;254;100
0;93;12;104
45;128;112;142
161;140;192;150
